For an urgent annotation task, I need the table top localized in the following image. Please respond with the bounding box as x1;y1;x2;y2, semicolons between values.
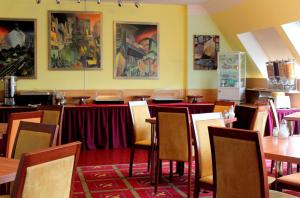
263;136;300;163
0;157;19;185
284;112;300;121
145;117;237;125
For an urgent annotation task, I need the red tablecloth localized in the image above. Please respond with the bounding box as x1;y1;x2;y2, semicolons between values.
62;103;214;150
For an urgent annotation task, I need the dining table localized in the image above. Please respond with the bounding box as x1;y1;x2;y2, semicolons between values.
0;157;19;185
263;136;300;177
284;112;300;135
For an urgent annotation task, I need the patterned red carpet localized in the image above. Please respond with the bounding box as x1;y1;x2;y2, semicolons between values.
73;161;300;198
73;162;212;198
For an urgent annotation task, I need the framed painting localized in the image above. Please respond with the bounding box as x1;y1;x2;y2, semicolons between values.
0;19;36;78
194;35;219;70
114;22;159;79
49;11;102;70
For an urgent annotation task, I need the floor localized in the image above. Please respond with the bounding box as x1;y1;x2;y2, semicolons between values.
78;148;148;166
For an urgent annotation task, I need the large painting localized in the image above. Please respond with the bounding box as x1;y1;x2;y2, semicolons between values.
114;22;159;79
49;11;102;70
0;19;36;78
194;35;219;70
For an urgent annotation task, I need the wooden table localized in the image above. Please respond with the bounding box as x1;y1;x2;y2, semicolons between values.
0;157;19;185
263;136;300;177
284;112;300;135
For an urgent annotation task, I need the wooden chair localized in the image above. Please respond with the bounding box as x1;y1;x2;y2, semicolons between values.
0;141;81;198
250;105;270;139
277;173;300;192
128;101;151;177
192;112;225;198
213;101;235;113
208;126;296;198
38;105;64;145
155;107;193;197
5;111;43;158
269;99;280;129
11;121;58;159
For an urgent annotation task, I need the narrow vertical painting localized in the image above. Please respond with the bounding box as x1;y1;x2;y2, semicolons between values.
114;22;159;79
49;11;102;70
194;35;219;70
0;19;36;78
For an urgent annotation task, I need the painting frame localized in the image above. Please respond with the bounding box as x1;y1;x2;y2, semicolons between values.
193;35;219;70
114;21;159;79
0;18;37;80
48;11;103;71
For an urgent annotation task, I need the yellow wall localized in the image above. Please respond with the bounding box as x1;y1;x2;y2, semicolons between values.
209;0;300;78
187;5;231;89
0;0;186;90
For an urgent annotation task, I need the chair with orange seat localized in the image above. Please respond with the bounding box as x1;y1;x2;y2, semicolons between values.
155;107;193;197
192;112;225;198
208;126;296;198
0;141;81;198
38;105;64;145
5;111;43;158
128;101;151;177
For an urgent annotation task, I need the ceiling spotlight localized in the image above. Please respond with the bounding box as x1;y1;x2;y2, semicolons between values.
97;0;101;4
118;0;122;7
36;0;41;3
56;0;61;4
134;0;141;8
77;0;81;3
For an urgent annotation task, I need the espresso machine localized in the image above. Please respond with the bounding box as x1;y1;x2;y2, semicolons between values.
4;76;16;106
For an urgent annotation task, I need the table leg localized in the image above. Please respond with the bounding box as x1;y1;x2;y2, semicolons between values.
275;161;283;178
176;162;184;176
150;123;156;184
288;120;294;136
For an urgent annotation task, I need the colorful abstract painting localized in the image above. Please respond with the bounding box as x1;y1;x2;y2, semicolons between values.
49;11;102;70
0;19;36;78
114;22;159;79
194;35;219;70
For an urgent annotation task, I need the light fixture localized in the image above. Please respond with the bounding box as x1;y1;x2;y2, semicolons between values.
118;0;122;7
134;0;141;8
35;0;141;7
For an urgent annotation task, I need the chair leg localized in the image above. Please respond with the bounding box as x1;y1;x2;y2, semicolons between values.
129;146;135;177
187;161;191;198
169;160;173;182
271;160;274;173
147;149;151;172
193;178;200;198
155;159;161;193
297;164;300;172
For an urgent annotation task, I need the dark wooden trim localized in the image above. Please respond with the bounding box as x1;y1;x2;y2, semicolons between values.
6;111;44;158
208;126;269;198
11;141;81;198
11;121;58;158
214;101;236;107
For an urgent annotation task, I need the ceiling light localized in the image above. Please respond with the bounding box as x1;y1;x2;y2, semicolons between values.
118;0;122;7
36;0;41;3
56;0;61;4
77;0;81;3
135;0;141;8
35;0;141;7
97;0;101;4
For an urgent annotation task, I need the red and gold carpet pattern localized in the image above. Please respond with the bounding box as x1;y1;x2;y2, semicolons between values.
73;161;300;198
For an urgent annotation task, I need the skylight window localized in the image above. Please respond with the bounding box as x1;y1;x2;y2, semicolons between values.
282;21;300;55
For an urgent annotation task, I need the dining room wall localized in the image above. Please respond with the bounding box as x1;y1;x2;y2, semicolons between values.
0;0;187;91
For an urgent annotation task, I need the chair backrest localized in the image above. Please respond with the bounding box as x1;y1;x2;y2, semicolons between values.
269;99;280;129
208;126;268;198
6;111;43;158
11;141;81;198
38;105;64;145
192;112;225;178
213;101;235;113
250;105;270;138
156;107;192;162
128;101;151;143
12;121;58;159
